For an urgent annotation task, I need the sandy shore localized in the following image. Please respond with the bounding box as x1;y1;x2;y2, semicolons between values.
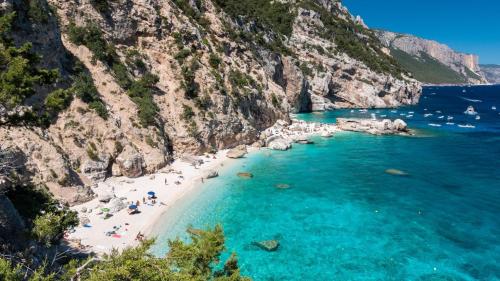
66;148;247;255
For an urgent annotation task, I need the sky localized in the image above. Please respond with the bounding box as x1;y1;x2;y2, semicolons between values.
342;0;500;64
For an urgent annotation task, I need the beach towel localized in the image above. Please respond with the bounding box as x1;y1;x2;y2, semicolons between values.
112;234;122;238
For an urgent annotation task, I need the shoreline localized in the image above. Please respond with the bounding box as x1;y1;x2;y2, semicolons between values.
66;148;254;255
66;116;408;255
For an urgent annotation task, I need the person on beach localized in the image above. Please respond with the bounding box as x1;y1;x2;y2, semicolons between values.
164;178;167;185
142;197;146;204
136;200;140;206
201;178;204;183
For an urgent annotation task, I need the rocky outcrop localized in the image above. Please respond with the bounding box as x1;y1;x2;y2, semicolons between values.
480;64;500;84
376;30;488;84
282;6;422;110
0;195;26;244
266;137;292;151
115;146;145;178
227;145;248;159
336;118;412;135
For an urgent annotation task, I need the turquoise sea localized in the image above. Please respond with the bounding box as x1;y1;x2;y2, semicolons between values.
152;85;500;280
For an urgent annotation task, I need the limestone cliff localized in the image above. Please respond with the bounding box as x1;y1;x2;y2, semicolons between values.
480;64;500;84
0;0;421;204
376;30;488;85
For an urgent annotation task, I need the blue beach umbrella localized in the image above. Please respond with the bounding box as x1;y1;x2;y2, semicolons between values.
128;204;137;210
147;191;155;196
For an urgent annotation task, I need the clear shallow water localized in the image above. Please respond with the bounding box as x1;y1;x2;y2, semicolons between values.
152;85;500;280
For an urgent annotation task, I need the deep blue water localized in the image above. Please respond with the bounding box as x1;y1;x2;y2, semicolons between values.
152;85;500;280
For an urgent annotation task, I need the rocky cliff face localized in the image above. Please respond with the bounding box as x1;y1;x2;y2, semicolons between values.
480;64;500;84
376;30;488;85
0;0;420;204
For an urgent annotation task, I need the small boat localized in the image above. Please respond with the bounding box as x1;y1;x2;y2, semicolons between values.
475;115;481;120
428;123;442;127
438;116;444;119
464;106;478;115
492;106;497;110
436;110;442;114
424;113;433;117
424;108;428;111
462;89;466;93
458;124;475;128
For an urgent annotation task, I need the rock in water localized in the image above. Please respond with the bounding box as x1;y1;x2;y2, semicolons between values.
187;227;204;236
253;240;280;251
267;138;292;151
205;170;219;179
385;169;409;176
275;183;290;189
237;172;253;179
227;145;247;159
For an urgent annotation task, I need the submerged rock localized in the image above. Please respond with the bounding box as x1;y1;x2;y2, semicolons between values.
237;172;253;179
275;183;290;189
385;169;409;176
253;240;280;251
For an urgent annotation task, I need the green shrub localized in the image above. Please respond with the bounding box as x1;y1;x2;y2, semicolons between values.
112;62;132;89
45;89;73;114
86;146;100;161
208;53;221;69
194;94;212;110
67;22;117;65
128;73;160;127
174;48;192;64
182;61;200;99
27;0;49;23
90;0;110;14
181;104;195;120
89;101;108;119
213;0;295;36
32;209;78;246
0;13;59;125
72;72;108;119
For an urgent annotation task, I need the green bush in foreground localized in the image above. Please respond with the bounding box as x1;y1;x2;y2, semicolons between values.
1;225;250;281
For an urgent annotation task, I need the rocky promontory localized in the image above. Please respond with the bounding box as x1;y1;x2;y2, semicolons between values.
336;118;412;135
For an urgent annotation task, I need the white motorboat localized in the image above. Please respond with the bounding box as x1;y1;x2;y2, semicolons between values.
428;123;442;127
458;124;475;128
464;106;478;115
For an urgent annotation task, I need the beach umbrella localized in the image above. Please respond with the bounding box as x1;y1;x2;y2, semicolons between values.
147;191;155;196
128;204;137;209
